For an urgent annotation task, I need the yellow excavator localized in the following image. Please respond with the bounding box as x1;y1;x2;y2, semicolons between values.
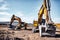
9;15;27;30
32;0;56;36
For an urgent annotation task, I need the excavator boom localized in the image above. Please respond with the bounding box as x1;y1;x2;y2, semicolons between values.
38;0;52;24
10;15;21;26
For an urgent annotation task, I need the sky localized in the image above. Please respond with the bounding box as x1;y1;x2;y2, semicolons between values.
0;0;60;23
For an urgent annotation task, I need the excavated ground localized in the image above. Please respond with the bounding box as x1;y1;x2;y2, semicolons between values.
0;24;60;40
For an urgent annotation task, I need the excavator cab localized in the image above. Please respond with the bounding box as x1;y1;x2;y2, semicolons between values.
32;19;45;33
20;22;27;29
40;19;45;25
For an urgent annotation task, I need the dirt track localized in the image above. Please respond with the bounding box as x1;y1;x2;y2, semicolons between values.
0;24;60;40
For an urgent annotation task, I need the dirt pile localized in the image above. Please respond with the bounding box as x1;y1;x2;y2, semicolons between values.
0;30;14;40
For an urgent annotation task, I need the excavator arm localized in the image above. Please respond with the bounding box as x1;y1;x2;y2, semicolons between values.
33;0;49;32
38;0;50;24
10;15;21;24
